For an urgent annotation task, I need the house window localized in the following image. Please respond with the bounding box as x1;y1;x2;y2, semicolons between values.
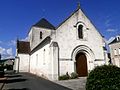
40;31;42;39
114;49;117;55
78;25;83;39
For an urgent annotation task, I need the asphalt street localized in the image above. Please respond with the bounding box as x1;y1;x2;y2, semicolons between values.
2;73;72;90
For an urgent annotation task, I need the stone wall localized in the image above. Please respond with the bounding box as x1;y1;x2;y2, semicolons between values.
28;27;53;51
14;54;30;72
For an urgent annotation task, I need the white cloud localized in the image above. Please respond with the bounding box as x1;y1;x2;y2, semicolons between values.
0;41;2;44
21;36;28;41
6;48;13;56
106;28;117;32
0;47;14;59
5;48;14;59
8;40;16;46
0;39;15;59
105;19;111;27
0;47;5;54
11;40;16;46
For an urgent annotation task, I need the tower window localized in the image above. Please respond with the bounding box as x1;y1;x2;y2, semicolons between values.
78;25;83;39
40;31;42;39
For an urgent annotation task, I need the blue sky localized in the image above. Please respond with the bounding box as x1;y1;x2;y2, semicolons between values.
0;0;120;59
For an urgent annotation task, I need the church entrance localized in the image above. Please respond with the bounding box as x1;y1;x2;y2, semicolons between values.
76;52;88;77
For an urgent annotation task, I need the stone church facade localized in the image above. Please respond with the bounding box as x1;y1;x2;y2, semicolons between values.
14;6;108;80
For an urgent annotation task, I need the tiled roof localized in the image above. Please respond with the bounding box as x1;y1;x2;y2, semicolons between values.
33;18;55;30
17;40;30;54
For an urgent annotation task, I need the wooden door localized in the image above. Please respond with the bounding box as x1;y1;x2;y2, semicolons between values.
76;52;88;77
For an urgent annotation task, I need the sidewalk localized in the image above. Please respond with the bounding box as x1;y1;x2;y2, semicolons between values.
54;77;86;90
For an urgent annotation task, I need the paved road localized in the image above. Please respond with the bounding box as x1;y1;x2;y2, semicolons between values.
2;73;71;90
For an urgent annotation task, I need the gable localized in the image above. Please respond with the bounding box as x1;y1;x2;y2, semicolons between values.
56;8;103;39
52;8;105;59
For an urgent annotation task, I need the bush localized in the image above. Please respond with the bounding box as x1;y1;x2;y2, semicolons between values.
59;72;70;80
70;72;78;79
86;65;120;90
59;75;69;80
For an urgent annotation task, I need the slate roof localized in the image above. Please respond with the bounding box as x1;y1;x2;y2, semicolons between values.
109;38;120;45
17;41;30;54
33;18;55;30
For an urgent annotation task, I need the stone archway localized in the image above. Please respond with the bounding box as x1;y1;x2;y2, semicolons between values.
71;45;95;76
76;52;88;77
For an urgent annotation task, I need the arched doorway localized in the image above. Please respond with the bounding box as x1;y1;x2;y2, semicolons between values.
76;52;88;77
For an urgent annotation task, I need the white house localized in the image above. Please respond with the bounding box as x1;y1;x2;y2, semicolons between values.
109;35;120;67
14;41;30;72
14;5;108;80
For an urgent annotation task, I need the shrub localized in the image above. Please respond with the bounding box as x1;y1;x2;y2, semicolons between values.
59;75;69;80
70;72;78;79
59;72;70;80
86;65;120;90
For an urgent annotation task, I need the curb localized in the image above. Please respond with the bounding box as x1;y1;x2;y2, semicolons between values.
0;77;7;90
0;83;5;90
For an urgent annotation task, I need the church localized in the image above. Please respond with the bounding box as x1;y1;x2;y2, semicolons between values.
14;5;108;80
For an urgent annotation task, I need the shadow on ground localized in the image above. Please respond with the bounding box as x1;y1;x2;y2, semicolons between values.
5;74;22;78
0;78;27;84
6;78;27;84
4;88;30;90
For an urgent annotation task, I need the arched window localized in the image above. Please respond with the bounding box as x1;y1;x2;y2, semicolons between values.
78;25;83;39
40;31;42;39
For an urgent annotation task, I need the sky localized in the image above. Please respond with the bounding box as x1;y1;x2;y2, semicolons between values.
0;0;120;59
